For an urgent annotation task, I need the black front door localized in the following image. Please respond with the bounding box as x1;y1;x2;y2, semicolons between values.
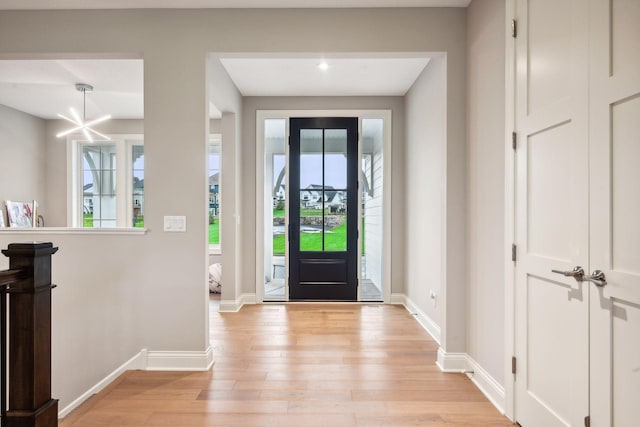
289;117;358;300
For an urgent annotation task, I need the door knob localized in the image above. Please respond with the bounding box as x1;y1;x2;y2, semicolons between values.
583;270;606;287
551;266;585;281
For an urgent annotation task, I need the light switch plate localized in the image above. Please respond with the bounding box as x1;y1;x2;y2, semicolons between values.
164;215;186;232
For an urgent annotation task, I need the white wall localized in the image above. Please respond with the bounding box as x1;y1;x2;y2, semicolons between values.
0;232;144;414
466;0;506;384
220;112;240;304
404;58;447;333
401;11;467;356
0;104;46;213
0;6;468;412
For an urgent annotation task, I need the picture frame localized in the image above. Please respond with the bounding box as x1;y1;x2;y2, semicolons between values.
0;207;5;228
5;200;35;228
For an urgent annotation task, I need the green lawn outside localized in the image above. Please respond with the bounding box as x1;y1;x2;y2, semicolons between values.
209;221;219;244
84;214;145;228
273;220;347;254
272;211;366;255
273;232;285;254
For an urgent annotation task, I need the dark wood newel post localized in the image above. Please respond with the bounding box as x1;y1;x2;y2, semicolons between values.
2;243;59;427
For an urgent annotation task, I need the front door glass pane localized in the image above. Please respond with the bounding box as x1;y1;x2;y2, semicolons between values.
299;129;323;189
325;196;347;251
299;128;323;251
298;128;348;252
324;129;347;252
323;129;348;189
300;196;323;251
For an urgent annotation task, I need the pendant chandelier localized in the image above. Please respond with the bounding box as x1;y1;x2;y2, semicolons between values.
56;83;111;142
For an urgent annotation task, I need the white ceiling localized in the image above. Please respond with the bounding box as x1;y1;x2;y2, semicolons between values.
0;59;144;119
0;55;431;119
220;56;430;97
0;0;471;10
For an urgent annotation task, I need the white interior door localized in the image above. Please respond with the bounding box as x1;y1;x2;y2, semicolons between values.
514;0;590;425
588;0;640;425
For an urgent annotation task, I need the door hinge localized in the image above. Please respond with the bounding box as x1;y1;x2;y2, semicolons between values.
512;131;517;150
512;244;517;262
288;135;291;146
511;19;518;38
512;356;517;374
584;415;590;427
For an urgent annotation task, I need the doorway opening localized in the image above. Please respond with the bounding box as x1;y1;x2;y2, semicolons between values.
256;110;390;303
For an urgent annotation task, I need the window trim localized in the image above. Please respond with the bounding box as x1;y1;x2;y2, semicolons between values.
208;134;222;254
67;134;143;228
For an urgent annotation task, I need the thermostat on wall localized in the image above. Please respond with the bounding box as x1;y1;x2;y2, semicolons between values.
164;216;186;232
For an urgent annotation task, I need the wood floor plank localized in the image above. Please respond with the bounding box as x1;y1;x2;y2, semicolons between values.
60;296;512;426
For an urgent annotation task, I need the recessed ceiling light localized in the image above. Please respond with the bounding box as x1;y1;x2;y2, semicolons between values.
318;62;329;71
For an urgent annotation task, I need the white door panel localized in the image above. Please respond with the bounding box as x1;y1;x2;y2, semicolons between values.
515;0;640;425
525;0;572;115
611;0;640;77
514;0;590;425
589;0;640;425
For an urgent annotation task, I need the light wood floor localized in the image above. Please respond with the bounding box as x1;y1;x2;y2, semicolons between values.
60;296;512;426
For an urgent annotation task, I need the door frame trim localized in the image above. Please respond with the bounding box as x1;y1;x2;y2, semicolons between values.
503;0;516;421
255;109;392;303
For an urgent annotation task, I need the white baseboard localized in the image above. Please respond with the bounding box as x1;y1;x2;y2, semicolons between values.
219;293;256;312
58;346;214;419
58;350;147;418
436;348;469;372
434;349;505;414
218;299;240;312
146;346;214;371
390;293;406;305
466;355;506;414
402;295;441;344
241;292;257;305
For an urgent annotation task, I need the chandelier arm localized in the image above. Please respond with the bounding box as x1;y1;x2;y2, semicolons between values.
57;113;82;126
56;123;86;138
83;115;111;128
86;127;111;141
70;108;83;125
82;128;93;143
